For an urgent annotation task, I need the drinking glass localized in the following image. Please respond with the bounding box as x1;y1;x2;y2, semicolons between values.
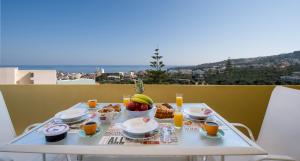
123;95;131;107
176;93;183;108
173;109;183;129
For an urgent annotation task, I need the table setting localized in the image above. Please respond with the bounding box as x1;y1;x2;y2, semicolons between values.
0;92;266;161
38;93;226;145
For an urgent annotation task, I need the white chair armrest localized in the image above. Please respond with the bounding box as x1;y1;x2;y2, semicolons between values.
23;123;41;134
231;123;255;141
0;154;13;161
251;154;296;161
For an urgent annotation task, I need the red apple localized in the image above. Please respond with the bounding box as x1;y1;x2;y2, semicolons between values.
140;104;149;111
133;102;141;107
126;102;136;111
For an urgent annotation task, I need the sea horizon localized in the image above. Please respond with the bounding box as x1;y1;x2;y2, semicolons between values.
0;65;181;73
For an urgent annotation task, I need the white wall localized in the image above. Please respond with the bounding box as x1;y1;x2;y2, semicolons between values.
57;79;95;84
0;68;57;84
0;68;18;84
16;70;34;84
25;70;57;84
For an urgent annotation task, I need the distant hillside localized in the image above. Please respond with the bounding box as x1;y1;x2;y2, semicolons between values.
169;50;300;70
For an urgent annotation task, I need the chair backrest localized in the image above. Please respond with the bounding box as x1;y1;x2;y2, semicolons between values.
257;86;300;160
0;91;16;145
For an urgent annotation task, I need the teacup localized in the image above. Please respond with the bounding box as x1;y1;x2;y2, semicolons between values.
204;121;219;136
83;121;97;135
88;100;97;108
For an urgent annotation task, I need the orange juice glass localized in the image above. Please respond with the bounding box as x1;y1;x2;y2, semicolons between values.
88;99;97;108
123;95;130;107
173;110;183;129
176;93;183;107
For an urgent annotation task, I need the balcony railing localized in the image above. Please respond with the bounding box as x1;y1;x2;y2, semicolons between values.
1;84;299;138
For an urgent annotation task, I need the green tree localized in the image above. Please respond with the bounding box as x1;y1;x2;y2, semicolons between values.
225;57;233;73
146;48;167;83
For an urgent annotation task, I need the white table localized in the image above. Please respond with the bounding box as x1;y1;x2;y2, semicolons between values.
0;103;266;161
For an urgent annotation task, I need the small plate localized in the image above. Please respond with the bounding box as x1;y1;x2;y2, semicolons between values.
199;128;224;139
78;128;101;137
184;114;206;122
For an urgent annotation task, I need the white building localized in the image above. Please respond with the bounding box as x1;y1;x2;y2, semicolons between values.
57;79;96;84
0;67;57;84
192;69;205;75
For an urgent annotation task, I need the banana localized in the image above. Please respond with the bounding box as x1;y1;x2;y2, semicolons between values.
131;97;150;105
132;94;154;105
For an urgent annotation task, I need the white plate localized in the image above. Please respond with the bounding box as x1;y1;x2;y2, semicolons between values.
55;108;87;122
121;117;159;135
184;114;206;122
184;107;212;119
120;129;159;140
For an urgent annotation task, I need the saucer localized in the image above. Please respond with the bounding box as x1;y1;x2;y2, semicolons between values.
199;128;224;139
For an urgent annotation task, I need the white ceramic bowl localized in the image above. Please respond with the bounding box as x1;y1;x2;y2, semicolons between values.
126;109;151;117
98;111;120;123
121;117;159;134
184;107;212;120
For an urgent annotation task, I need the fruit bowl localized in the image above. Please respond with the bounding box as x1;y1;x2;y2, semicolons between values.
126;108;152;117
125;94;154;117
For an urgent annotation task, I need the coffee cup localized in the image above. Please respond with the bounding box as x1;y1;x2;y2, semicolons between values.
204;121;219;136
88;100;97;108
83;121;97;135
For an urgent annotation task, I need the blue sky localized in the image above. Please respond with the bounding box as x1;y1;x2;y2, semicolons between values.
1;0;300;65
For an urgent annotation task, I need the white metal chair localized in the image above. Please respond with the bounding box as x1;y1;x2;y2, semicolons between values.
0;91;43;161
216;86;300;161
0;91;72;161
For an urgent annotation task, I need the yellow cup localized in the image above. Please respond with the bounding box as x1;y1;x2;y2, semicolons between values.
83;121;97;135
204;121;219;136
88;99;97;108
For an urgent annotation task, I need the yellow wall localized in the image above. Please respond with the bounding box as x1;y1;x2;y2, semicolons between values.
1;85;299;137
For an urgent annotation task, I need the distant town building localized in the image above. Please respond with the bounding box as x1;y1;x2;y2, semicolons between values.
192;69;205;81
167;69;179;74
178;69;193;75
0;67;57;84
280;71;300;83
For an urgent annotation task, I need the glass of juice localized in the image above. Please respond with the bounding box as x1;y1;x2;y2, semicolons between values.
123;95;131;107
176;93;183;108
173;109;183;129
